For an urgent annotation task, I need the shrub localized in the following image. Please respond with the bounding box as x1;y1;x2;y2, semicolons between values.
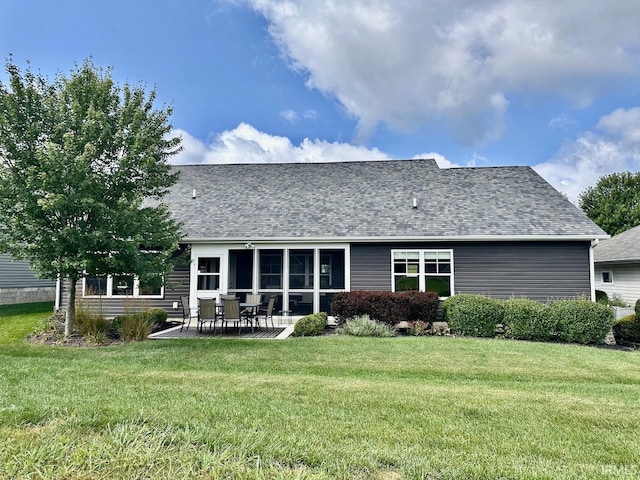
407;320;429;336
613;314;640;343
636;299;640;316
108;316;125;338
75;306;108;337
547;299;614;344
503;298;553;342
293;312;327;337
147;308;168;326
330;291;439;326
121;311;154;342
608;295;628;307
595;290;608;305
401;291;439;323
336;315;396;337
444;294;504;338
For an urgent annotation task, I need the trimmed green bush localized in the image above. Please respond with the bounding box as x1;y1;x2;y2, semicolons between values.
444;294;504;338
293;312;327;337
503;298;553;342
547;299;614;344
613;313;640;343
147;308;168;326
336;315;396;337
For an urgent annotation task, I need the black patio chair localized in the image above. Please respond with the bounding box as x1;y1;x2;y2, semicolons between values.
180;295;197;331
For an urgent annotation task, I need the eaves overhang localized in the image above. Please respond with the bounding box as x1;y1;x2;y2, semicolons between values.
594;258;640;265
182;234;609;244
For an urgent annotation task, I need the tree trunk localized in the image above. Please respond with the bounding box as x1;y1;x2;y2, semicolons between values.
65;276;77;337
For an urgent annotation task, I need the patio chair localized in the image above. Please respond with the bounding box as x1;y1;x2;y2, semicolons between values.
198;298;221;334
180;295;197;331
220;294;238;301
222;298;256;334
245;293;261;304
257;295;276;330
243;293;262;327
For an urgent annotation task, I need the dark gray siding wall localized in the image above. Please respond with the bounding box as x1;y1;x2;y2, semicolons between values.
59;265;190;318
351;241;592;301
0;254;55;288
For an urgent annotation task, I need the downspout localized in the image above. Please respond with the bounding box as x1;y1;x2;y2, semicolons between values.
54;274;61;311
589;239;599;302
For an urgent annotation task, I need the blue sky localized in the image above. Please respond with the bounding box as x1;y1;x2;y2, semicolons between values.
2;0;640;202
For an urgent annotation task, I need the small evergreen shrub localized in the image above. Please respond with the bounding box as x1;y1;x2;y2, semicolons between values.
503;298;553;342
547;299;614;344
444;294;504;337
336;315;396;337
293;312;327;337
636;299;640;316
147;308;168;326
613;314;640;343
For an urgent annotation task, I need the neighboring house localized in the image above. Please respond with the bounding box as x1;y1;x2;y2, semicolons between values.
56;159;607;317
594;224;640;306
0;254;56;305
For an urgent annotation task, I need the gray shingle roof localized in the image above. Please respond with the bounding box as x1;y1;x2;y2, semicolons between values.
161;159;607;241
594;224;640;263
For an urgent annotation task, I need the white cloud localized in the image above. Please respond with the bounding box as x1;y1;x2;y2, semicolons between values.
241;0;640;145
170;123;391;165
412;152;459;169
280;109;298;123
596;107;640;145
534;108;640;203
303;109;317;120
548;114;578;131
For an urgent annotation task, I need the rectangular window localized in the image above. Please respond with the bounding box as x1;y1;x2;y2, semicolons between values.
138;275;163;296
197;257;220;291
85;275;107;296
392;250;453;297
112;275;134;296
259;250;283;289
319;249;345;289
289;249;313;289
83;274;163;298
601;271;613;284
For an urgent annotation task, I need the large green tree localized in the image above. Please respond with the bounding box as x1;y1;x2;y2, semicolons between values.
0;58;182;335
578;171;640;236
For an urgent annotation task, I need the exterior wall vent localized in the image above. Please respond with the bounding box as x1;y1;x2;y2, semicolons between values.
412;197;418;209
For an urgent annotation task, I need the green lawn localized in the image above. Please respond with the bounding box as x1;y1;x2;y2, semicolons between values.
1;304;639;479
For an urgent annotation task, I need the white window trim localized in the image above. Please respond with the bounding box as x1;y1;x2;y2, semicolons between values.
391;249;455;297
601;270;613;284
82;274;164;299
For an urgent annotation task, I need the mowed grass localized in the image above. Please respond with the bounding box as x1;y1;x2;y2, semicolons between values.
1;304;639;479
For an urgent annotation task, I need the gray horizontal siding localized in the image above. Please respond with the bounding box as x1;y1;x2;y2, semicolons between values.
351;241;592;302
0;254;56;288
60;265;189;318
